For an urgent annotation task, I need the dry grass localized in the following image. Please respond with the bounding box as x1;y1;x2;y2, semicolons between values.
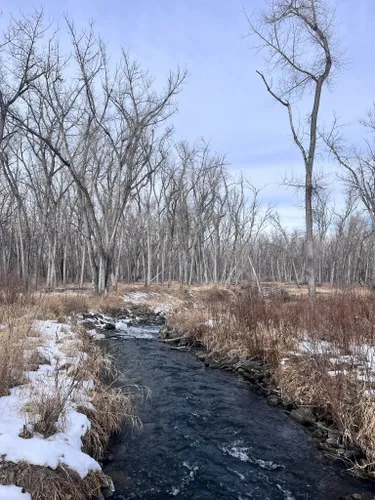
36;293;126;322
0;302;39;397
79;387;138;459
0;461;112;500
23;330;139;443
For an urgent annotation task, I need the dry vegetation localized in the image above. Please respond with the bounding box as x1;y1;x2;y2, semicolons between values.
0;278;138;499
0;462;111;500
168;284;375;476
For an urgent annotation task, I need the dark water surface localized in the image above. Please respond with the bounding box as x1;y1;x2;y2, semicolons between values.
103;326;375;500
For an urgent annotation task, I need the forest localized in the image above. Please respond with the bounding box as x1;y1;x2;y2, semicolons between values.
1;6;375;296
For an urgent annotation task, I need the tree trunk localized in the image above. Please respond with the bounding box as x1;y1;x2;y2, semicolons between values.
305;168;316;298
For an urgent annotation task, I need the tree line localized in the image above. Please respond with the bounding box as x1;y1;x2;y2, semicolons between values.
1;4;375;294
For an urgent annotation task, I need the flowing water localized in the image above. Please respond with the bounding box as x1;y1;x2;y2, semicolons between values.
103;325;375;500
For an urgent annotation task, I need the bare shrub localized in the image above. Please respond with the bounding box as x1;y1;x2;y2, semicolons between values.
0;271;29;306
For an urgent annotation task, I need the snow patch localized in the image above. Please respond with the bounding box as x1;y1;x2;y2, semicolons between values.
87;329;105;340
116;326;157;340
328;370;348;377
296;336;375;395
123;291;156;304
123;290;180;316
203;319;216;328
0;485;31;499
115;321;130;331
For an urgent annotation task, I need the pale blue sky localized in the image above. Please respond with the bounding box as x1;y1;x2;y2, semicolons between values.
2;0;374;227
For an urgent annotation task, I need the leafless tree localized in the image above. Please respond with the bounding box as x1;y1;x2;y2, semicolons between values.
326;106;375;286
245;0;341;297
14;21;186;294
0;10;372;294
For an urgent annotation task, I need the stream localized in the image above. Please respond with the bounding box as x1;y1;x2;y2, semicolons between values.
102;325;375;500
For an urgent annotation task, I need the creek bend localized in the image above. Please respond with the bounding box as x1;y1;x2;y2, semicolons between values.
102;325;375;500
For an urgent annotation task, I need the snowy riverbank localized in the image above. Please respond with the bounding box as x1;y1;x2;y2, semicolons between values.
0;315;131;499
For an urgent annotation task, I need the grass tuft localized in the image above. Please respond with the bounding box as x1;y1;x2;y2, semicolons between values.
0;461;112;500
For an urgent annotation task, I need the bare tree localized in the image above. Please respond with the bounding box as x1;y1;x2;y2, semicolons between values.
326;107;375;287
0;11;48;148
14;21;186;294
2;10;373;293
0;11;50;285
245;0;340;297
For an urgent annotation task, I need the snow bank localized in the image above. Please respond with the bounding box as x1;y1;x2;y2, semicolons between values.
0;320;101;479
123;291;157;304
115;320;131;331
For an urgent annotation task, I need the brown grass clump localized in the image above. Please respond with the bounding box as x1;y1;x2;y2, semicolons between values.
0;461;112;500
357;400;375;464
279;354;375;468
75;338;141;458
37;292;128;322
0;303;37;396
25;349;50;371
169;287;299;360
23;333;138;442
79;387;137;459
37;295;90;322
168;307;207;338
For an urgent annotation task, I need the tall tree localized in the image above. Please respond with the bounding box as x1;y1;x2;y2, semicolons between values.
15;21;186;294
245;0;339;297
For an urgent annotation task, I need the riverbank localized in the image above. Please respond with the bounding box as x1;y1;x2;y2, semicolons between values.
0;294;136;499
64;281;375;483
65;281;375;483
163;285;375;482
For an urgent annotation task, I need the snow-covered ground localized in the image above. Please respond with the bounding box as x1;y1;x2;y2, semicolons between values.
281;335;375;396
123;291;159;304
0;320;102;495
